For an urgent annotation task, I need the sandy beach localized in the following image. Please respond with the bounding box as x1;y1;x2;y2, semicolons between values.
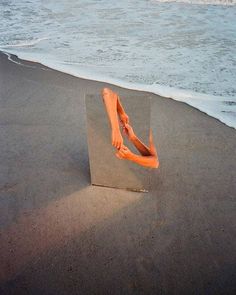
0;51;236;294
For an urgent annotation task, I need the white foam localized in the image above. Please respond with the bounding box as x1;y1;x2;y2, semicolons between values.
151;0;236;5
0;37;49;49
1;0;235;129
2;50;235;129
2;51;51;71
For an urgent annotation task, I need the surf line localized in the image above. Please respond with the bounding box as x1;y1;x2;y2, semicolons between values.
1;51;51;71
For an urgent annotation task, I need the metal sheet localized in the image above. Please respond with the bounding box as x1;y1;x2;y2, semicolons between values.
85;94;151;192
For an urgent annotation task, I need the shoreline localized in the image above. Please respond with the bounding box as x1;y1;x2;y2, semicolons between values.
1;49;235;130
0;49;236;294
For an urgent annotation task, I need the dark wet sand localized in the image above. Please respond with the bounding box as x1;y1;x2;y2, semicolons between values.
0;51;236;295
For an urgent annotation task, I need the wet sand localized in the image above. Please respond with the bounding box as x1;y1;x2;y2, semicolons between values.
0;51;236;295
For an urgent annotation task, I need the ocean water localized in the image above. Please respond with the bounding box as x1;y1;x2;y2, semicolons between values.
0;0;236;128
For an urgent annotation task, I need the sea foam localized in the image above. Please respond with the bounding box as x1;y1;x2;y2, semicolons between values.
2;49;236;129
0;0;235;128
152;0;236;5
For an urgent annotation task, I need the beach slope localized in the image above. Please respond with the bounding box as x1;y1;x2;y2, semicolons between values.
0;51;236;295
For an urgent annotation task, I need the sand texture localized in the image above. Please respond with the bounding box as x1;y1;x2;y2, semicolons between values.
0;51;236;295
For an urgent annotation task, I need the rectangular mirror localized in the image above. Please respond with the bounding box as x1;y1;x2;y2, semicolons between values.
85;93;151;192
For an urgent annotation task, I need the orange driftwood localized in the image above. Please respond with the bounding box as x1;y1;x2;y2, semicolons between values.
102;87;159;169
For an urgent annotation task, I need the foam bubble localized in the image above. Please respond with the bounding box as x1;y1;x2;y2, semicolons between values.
1;0;235;129
0;37;49;48
151;0;236;5
2;50;235;129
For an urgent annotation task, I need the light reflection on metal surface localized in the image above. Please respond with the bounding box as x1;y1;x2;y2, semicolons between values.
85;90;155;191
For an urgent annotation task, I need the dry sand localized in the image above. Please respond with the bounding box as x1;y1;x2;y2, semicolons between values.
0;51;236;295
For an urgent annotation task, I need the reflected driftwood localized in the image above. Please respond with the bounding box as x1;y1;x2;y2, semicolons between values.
102;88;159;169
85;90;155;191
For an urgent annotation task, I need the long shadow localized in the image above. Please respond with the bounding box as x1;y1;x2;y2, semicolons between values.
1;186;235;295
